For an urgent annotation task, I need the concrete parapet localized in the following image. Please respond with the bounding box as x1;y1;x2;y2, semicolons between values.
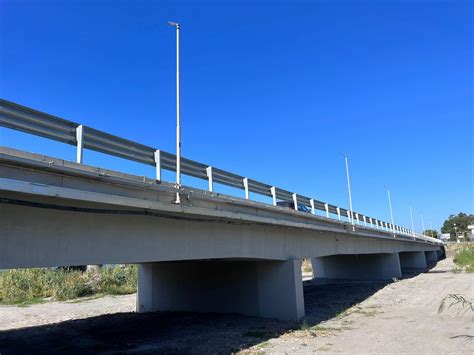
311;253;402;280
137;258;304;321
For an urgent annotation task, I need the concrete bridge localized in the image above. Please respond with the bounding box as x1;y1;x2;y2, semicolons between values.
0;99;444;321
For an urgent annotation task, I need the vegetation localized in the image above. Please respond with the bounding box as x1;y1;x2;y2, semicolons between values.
441;213;474;240
422;229;438;238
438;294;473;315
453;245;474;272
0;265;137;305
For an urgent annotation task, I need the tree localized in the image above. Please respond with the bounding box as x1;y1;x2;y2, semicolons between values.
441;213;474;240
423;229;439;238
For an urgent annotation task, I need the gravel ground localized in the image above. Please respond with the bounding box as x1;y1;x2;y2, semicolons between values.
0;256;472;354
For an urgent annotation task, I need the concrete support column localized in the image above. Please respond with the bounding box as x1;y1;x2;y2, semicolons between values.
311;253;401;280
137;259;304;321
399;251;427;269
425;251;438;264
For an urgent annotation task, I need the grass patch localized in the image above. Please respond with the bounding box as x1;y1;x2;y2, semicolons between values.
0;265;137;305
453;245;474;272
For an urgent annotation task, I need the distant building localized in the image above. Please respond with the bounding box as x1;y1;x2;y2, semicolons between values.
468;225;474;242
440;233;451;242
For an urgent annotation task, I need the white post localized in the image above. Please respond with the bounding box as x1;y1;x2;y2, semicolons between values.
154;150;161;180
324;203;329;218
76;125;83;164
387;188;395;234
310;199;315;215
169;21;181;204
206;166;213;192
271;186;277;206
243;178;249;200
409;205;415;236
363;215;367;227
369;217;373;228
344;155;354;226
336;207;341;220
355;213;360;225
292;193;298;211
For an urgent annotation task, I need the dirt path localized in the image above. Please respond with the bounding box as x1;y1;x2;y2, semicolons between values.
0;257;472;354
254;257;473;354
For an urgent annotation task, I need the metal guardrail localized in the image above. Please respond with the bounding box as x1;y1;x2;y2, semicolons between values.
0;99;442;245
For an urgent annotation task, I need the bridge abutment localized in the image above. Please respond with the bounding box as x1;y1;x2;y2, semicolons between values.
398;251;427;269
136;259;305;321
311;253;402;280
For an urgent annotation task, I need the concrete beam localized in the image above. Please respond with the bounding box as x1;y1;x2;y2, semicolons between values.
425;250;438;264
312;253;401;280
399;251;427;269
137;259;305;321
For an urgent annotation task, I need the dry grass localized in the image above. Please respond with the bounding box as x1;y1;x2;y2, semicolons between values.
0;265;137;305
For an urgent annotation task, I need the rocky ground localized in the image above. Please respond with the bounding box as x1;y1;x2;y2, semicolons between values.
0;256;472;354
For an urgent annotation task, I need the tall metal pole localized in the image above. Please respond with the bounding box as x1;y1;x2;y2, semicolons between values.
387;188;395;234
421;213;426;235
409;205;415;236
168;21;181;203
344;155;354;227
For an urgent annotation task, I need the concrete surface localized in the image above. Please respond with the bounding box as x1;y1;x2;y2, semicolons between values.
312;253;402;280
137;259;305;321
399;251;428;269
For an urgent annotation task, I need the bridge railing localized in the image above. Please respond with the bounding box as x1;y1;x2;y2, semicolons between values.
0;99;442;245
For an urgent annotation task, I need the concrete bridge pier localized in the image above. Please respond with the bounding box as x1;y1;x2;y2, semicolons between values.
399;251;427;269
311;253;402;280
425;251;438;264
136;259;305;321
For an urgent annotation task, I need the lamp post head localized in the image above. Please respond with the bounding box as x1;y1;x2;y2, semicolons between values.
168;21;180;29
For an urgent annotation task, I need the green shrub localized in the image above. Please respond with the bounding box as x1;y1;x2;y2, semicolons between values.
0;265;138;304
453;245;474;272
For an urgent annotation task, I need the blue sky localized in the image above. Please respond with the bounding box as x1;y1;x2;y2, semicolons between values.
1;0;472;231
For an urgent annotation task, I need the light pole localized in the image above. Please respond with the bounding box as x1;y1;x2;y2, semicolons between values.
421;213;426;235
387;188;395;234
168;21;181;204
343;155;354;228
409;205;415;237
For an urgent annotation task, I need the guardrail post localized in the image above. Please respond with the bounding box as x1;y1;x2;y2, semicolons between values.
375;220;380;230
363;215;367;226
243;178;249;200
310;199;315;215
292;193;298;211
324;203;329;218
336;207;341;221
346;210;351;222
355;213;360;225
271;186;277;206
154;150;161;181
76;125;83;164
206;166;213;192
369;217;373;228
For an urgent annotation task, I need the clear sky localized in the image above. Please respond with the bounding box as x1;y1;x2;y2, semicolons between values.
1;0;473;231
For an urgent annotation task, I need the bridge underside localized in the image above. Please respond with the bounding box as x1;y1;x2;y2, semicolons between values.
0;197;440;269
0;198;441;321
0;147;443;321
